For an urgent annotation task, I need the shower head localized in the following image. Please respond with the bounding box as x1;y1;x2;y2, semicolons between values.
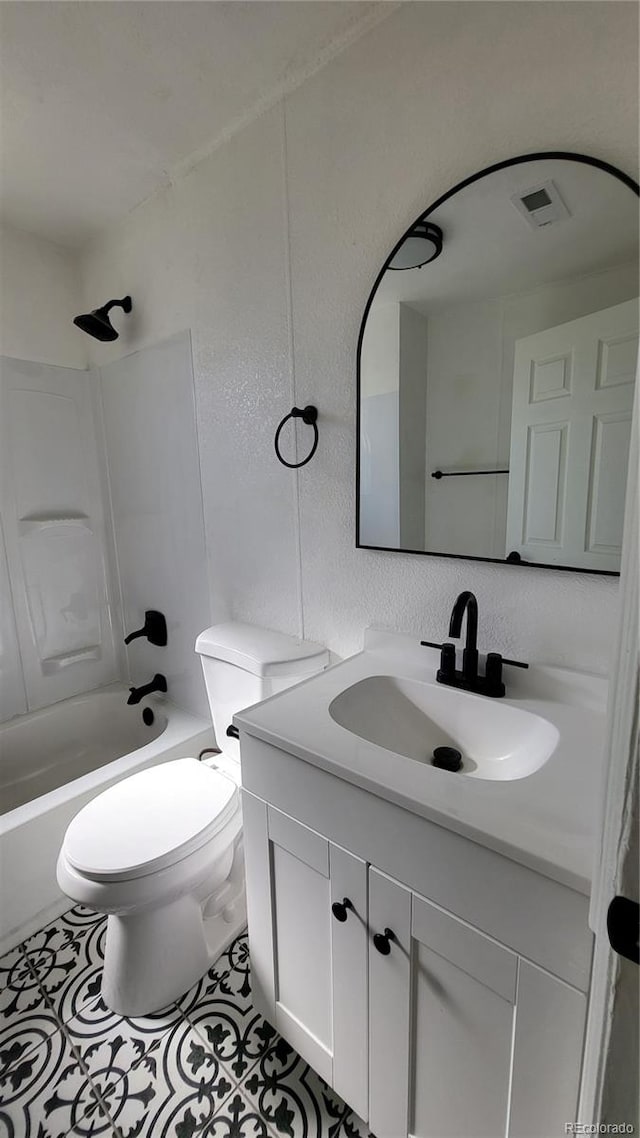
73;296;132;341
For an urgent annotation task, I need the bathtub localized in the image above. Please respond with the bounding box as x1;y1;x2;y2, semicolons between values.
0;685;215;953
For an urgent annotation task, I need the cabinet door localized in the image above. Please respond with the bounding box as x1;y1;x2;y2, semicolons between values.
242;792;368;1113
509;960;586;1138
369;869;518;1138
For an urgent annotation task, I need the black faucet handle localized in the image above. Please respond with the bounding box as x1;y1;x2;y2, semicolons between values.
436;642;456;684
485;653;506;697
440;642;456;674
124;610;167;647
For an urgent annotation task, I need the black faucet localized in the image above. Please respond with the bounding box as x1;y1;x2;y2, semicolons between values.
436;591;506;698
421;593;528;697
449;591;479;682
127;673;167;705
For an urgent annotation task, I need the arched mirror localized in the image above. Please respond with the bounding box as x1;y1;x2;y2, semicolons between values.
357;154;639;573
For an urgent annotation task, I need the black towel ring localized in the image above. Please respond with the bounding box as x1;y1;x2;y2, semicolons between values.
274;405;319;469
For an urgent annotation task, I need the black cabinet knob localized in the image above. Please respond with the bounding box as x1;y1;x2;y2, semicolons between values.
373;928;396;955
331;898;353;923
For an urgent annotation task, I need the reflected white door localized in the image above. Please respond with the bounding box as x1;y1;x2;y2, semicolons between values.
506;298;638;570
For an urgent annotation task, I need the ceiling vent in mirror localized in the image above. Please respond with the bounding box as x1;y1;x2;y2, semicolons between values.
511;180;570;229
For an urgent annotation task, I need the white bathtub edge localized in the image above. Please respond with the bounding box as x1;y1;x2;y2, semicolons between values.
0;698;212;837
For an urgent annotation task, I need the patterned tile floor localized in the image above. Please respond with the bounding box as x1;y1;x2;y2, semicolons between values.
0;907;372;1138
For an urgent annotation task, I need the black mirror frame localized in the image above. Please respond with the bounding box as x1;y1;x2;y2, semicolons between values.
355;151;639;576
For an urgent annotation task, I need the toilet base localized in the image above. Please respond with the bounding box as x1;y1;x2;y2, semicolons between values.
100;841;247;1017
101;887;246;1016
102;894;206;1016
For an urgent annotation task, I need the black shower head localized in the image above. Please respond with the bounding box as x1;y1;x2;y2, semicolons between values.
73;296;132;341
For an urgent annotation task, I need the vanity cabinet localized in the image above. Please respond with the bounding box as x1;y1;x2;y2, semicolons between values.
240;735;592;1138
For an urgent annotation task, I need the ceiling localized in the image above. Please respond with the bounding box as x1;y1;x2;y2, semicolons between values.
0;1;391;248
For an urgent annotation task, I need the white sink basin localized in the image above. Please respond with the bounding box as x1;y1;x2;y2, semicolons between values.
328;674;559;781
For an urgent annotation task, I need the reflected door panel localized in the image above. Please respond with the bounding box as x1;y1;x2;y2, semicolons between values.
507;299;637;571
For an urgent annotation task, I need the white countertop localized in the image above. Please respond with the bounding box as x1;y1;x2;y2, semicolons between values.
235;629;608;895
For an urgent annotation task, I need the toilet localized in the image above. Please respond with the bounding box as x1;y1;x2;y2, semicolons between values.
56;622;328;1016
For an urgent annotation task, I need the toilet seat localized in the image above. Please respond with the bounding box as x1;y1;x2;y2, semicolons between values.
63;758;238;883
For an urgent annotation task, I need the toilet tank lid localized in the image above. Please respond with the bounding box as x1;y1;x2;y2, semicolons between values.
195;622;328;677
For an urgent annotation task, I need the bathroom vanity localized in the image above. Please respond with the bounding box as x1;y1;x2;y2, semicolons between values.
236;630;607;1138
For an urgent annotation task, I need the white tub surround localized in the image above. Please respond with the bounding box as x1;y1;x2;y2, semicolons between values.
0;686;213;954
236;628;607;1138
0;356;117;717
99;332;211;720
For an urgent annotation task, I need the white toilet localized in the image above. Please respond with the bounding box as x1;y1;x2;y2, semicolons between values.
56;622;328;1016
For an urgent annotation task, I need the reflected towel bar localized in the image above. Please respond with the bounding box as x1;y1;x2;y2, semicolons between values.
431;469;509;479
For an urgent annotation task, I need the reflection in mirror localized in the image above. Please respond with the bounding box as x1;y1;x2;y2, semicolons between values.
357;156;639;572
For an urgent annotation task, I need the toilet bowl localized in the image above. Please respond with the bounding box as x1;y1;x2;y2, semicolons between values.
57;622;328;1016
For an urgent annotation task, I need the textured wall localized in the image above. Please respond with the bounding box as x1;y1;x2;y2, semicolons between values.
0;223;86;369
80;108;302;640
80;1;639;674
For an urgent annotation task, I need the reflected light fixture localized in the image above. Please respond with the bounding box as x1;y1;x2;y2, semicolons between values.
387;221;443;270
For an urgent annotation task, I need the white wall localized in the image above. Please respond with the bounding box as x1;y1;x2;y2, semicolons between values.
0;223;86;369
398;304;427;550
425;297;504;559
80;107;301;640
79;1;639;675
360;303;400;546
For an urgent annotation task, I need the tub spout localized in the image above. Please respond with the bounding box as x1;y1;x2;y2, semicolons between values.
127;674;167;705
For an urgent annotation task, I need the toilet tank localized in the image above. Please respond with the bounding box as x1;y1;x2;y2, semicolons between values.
195;622;328;757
